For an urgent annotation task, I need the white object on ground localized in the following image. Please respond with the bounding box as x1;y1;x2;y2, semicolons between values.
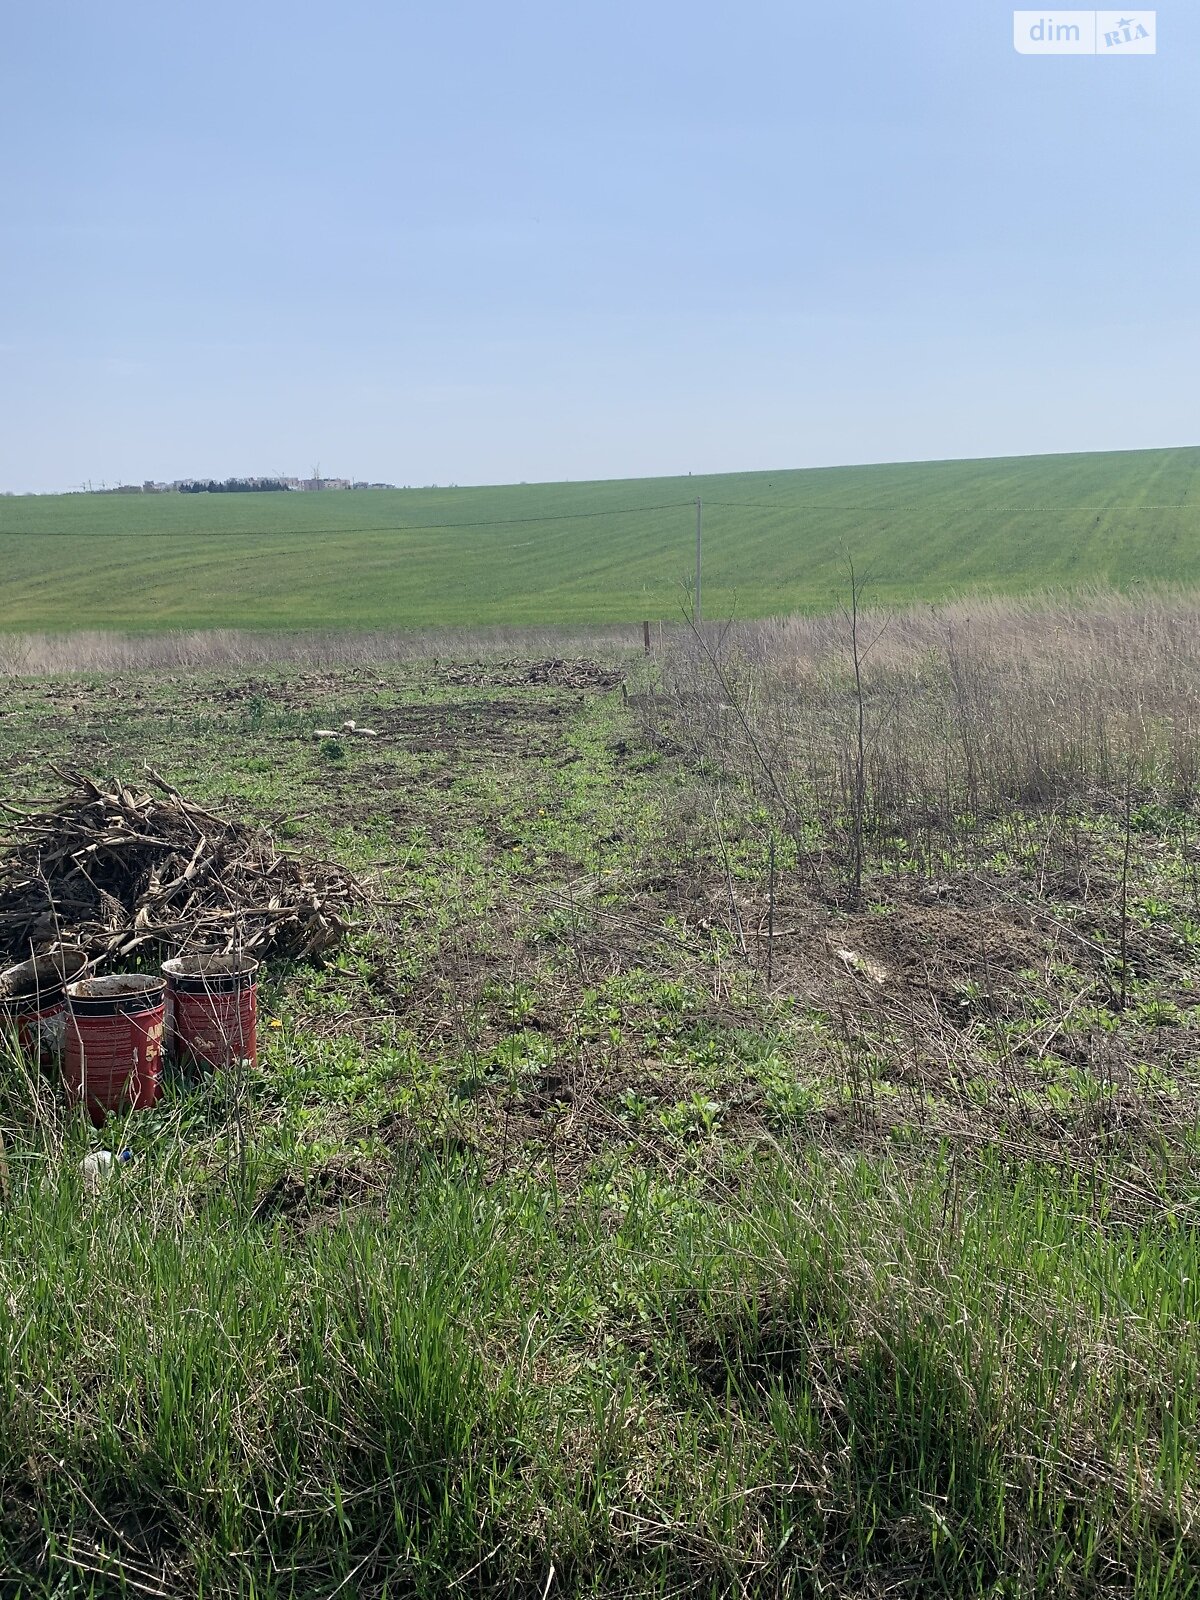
313;722;377;739
81;1151;114;1192
81;1149;132;1194
835;946;889;985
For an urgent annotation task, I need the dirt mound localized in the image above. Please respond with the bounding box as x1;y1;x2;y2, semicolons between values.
842;902;1038;990
0;773;360;965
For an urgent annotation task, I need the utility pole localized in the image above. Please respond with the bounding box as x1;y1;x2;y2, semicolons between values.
695;497;703;624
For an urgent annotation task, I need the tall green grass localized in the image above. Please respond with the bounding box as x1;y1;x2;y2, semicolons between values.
1;1086;1196;1596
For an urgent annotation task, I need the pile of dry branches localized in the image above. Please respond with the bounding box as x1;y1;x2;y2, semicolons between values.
0;773;361;965
437;658;625;690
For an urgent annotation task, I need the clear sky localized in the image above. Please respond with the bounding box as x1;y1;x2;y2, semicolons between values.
2;0;1195;493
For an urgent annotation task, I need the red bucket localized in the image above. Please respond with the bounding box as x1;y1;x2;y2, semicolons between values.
64;975;166;1125
0;949;87;1070
163;955;258;1071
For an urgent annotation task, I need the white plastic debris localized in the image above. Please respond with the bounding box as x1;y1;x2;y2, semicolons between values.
835;947;889;986
314;722;377;739
81;1149;132;1193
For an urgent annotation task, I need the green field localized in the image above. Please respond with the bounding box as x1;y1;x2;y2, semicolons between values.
2;445;1199;631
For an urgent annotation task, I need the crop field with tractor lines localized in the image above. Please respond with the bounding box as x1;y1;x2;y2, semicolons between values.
3;445;1200;632
1;593;1200;1596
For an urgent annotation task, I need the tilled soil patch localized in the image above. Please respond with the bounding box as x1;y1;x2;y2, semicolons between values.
435;658;624;690
369;696;584;755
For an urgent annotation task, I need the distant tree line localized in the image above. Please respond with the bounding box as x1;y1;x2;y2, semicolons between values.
178;478;289;494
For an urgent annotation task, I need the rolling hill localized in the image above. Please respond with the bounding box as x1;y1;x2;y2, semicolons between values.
1;446;1198;631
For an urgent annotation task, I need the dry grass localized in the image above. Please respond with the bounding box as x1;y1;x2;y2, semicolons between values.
652;588;1200;858
0;623;644;677
636;586;1200;1183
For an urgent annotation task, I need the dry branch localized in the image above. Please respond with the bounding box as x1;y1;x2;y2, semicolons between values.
0;772;362;965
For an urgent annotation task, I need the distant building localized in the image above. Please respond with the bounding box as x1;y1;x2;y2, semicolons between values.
147;473;394;493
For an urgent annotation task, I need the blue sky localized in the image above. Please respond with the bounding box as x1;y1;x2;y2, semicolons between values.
2;0;1195;492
